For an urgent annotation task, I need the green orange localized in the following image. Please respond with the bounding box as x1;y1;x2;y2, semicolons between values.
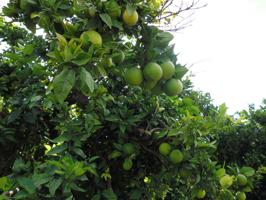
122;143;135;155
80;30;102;47
219;175;233;188
123;158;133;171
164;79;183;96
236;192;246;200
143;62;163;81
159;143;171;156
169;149;183;164
196;189;206;199
160;61;175;80
237;174;248;186
123;9;139;26
124;67;143;86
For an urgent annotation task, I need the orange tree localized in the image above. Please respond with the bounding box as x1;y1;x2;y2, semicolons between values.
0;0;258;199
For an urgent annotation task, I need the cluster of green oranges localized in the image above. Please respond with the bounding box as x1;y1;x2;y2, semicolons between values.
159;142;184;164
125;61;183;96
159;143;206;199
219;174;248;200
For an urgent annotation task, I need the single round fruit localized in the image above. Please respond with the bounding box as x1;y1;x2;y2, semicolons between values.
169;149;183;164
122;9;139;26
143;62;163;81
159;143;171;156
236;192;246;200
112;50;125;64
142;80;157;90
123;158;133;171
220;175;233;188
196;189;206;199
124;67;143;86
237;174;248;186
80;30;102;47
164;79;183;96
161;61;176;80
122;143;135;155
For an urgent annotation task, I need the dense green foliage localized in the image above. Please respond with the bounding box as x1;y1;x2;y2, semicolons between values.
217;101;266;199
0;0;264;199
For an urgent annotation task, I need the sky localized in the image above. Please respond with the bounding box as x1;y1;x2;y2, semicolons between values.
173;0;266;113
0;0;266;113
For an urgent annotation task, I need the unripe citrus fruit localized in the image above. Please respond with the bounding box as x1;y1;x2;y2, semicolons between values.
159;143;171;156
102;57;113;67
124;67;143;86
122;143;135;155
220;175;233;188
169;149;183;164
80;30;102;47
112;50;125;64
143;62;163;81
196;189;206;199
123;9;139;26
236;192;246;200
123;158;133;171
142;80;157;90
164;79;183;96
237;174;248;186
161;61;175;80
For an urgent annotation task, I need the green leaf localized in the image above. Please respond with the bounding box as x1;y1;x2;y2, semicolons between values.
112;19;123;30
56;33;68;48
53;68;76;104
0;194;8;200
215;168;226;178
129;189;142;200
242;186;252;192
97;65;107;77
92;194;101;200
14;190;29;199
85;165;98;176
46;144;68;155
63;46;73;61
7;108;22;124
126;4;136;15
47;178;63;195
108;150;122;160
240;167;255;177
155;31;174;47
0;177;12;191
175;65;188;79
23;44;34;55
102;188;117;200
17;177;36;194
32;173;52;188
72;148;86;158
72;52;91;66
100;13;112;28
80;67;95;93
